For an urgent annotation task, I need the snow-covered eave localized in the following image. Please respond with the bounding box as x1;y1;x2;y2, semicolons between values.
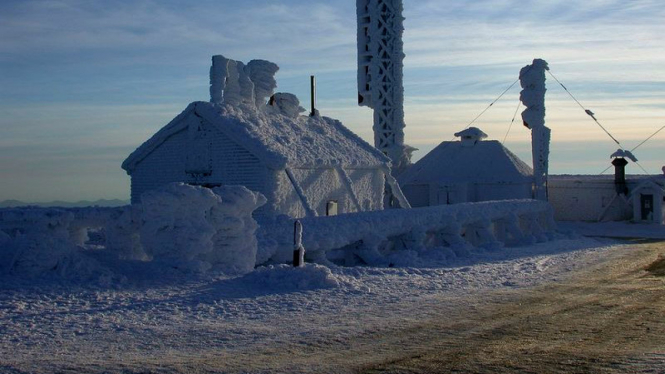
121;103;199;174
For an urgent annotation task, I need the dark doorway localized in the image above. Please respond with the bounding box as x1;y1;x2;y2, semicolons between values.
640;194;654;221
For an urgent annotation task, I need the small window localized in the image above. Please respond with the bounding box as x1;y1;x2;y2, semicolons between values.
326;201;338;216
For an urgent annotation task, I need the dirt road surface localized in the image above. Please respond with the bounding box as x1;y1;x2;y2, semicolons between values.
355;240;665;374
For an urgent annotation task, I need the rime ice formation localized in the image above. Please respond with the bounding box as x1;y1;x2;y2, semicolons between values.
519;58;551;201
210;55;279;109
268;92;306;118
357;0;414;176
123;56;407;218
139;183;265;274
207;185;267;274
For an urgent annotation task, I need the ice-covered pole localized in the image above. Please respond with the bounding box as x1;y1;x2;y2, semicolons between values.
293;220;305;267
519;59;551;201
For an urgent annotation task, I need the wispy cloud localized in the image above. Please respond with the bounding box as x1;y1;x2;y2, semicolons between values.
0;0;663;200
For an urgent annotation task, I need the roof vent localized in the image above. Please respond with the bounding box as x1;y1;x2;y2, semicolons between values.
454;127;488;147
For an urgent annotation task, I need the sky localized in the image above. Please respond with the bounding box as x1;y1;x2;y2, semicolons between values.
0;0;664;202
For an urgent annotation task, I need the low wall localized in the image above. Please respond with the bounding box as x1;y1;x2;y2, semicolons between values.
258;199;557;265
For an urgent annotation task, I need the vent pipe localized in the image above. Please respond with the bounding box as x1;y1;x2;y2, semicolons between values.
310;75;317;117
612;157;629;195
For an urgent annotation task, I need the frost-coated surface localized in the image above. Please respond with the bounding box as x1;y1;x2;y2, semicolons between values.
140;183;266;273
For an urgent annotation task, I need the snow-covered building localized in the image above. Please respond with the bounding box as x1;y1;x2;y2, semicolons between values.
122;56;405;219
398;127;533;207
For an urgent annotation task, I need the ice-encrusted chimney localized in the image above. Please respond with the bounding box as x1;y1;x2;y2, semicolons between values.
209;55;279;108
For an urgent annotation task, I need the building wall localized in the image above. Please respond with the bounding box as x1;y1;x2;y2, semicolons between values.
548;178;632;222
270;167;384;219
129;113;386;219
401;181;531;207
345;168;384;211
474;182;532;202
130;115;268;206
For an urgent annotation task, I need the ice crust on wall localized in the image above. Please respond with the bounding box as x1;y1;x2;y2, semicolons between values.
139;183;266;273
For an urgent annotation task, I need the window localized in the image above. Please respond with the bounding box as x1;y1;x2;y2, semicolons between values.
326;201;338;216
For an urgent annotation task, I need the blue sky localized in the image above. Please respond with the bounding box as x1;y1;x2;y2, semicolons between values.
1;0;664;202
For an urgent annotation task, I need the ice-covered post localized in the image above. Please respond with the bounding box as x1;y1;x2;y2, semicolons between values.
293;220;305;267
519;59;551;201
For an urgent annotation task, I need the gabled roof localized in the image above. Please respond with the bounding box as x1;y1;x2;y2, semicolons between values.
398;140;533;185
122;101;390;173
630;178;665;197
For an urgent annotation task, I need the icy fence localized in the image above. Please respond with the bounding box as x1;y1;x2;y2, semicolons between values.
258;200;557;266
0;183;265;277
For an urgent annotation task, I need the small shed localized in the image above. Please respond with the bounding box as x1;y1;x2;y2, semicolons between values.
122;56;404;219
398;127;533;207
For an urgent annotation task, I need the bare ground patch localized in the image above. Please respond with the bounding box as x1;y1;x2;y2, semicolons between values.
357;242;665;374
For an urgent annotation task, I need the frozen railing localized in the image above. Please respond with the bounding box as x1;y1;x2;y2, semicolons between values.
258;200;558;266
2;198;558;270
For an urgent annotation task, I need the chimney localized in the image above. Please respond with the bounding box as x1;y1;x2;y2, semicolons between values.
612;157;628;195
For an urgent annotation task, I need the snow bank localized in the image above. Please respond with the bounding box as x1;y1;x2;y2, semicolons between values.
139;183;266;273
241;263;341;291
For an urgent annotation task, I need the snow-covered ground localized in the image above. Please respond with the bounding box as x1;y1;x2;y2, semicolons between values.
0;222;651;373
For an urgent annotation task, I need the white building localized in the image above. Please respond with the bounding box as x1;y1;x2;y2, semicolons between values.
398;128;533;207
122;56;405;219
548;174;665;223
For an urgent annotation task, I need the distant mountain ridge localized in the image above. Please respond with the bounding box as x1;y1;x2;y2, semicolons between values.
0;199;129;208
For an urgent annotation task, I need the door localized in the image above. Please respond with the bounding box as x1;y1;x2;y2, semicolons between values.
641;194;654;221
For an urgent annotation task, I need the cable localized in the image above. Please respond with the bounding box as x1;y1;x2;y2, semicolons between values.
503;99;522;144
546;70;623;147
464;78;520;129
630;125;665;152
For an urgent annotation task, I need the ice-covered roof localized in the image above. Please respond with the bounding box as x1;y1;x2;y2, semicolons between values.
122;101;390;173
398;140;533;185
